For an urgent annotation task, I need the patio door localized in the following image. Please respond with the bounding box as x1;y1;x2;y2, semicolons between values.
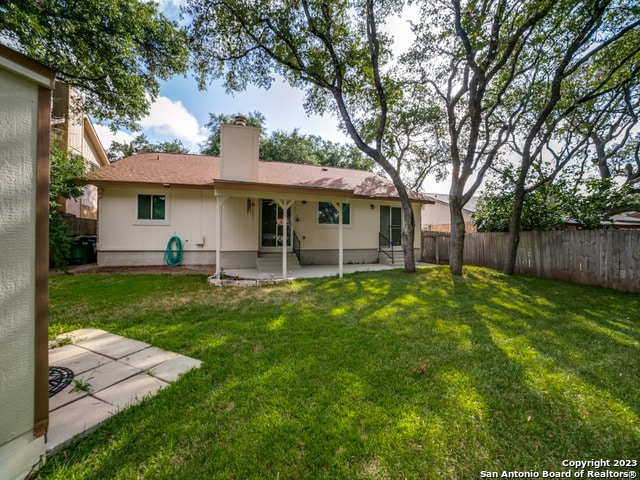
261;199;292;248
380;205;402;247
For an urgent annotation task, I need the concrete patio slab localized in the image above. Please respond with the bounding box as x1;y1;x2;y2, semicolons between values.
149;355;203;383
56;327;108;344
222;262;434;281
48;344;93;364
93;373;168;411
74;360;141;394
47;396;114;454
120;346;179;371
49;383;87;412
46;328;202;456
50;346;111;375
74;332;150;360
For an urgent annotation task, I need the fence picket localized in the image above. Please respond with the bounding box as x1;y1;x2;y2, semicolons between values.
422;229;640;293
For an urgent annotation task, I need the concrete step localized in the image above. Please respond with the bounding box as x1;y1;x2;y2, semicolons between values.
257;253;301;270
379;250;403;266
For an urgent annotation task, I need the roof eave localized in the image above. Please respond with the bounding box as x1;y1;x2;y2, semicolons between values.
213;179;354;198
80;178;215;189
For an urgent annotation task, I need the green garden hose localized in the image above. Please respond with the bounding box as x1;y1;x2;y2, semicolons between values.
164;236;183;267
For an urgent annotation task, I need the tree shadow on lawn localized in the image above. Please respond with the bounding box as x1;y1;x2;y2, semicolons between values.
41;268;640;479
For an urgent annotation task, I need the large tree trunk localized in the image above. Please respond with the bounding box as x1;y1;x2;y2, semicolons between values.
504;182;527;275
383;167;416;274
400;199;416;273
449;191;466;276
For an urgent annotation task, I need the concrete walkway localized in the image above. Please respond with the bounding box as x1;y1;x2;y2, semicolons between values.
223;262;434;280
47;328;201;455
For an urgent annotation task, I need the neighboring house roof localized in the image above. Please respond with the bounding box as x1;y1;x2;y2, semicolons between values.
83;116;109;167
426;193;479;215
565;215;640;229
83;152;434;203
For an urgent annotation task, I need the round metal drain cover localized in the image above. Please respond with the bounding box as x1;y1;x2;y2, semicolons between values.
49;366;74;397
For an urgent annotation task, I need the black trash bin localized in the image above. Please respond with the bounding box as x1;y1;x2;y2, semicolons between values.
67;237;85;265
67;236;97;265
85;235;97;264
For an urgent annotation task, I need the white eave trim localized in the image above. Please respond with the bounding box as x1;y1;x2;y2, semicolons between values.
0;56;55;89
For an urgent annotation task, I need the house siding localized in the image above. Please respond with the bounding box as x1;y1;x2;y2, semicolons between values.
98;187;217;265
97;188;423;268
0;49;52;479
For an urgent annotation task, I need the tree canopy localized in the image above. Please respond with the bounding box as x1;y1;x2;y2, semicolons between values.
473;177;636;232
200;112;267;157
406;0;640;274
185;0;430;272
200;112;374;171
49;139;87;269
0;0;189;129
107;134;190;162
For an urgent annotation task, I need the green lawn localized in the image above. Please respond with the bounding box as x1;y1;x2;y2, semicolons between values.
39;267;639;479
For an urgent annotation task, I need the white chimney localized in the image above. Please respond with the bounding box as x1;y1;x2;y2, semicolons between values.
220;119;259;182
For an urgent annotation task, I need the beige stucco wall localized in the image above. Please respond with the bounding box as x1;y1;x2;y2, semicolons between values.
0;67;45;477
293;198;422;250
98;187;218;255
97;187;423;266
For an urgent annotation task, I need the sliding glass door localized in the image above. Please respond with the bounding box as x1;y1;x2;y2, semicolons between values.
380;205;402;247
260;200;292;248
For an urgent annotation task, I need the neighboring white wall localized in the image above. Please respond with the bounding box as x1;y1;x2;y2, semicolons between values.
0;66;45;479
422;202;473;228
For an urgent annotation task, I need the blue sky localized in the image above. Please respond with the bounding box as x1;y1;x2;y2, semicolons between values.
93;0;450;193
94;65;350;154
94;0;350;152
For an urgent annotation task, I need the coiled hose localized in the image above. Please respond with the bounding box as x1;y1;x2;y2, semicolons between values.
164;236;183;267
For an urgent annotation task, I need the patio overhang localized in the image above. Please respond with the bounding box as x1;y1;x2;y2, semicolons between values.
214;180;353;280
213;179;355;201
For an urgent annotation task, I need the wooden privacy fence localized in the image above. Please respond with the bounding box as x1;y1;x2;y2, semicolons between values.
422;230;640;293
421;231;450;264
62;214;97;236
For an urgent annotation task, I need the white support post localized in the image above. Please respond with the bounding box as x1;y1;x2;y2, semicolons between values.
215;195;229;278
276;199;294;280
332;201;344;278
282;202;288;280
215;195;222;278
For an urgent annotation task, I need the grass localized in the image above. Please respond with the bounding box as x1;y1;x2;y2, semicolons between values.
39;266;639;479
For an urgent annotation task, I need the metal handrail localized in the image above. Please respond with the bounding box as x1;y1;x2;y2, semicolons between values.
378;232;394;264
293;231;301;264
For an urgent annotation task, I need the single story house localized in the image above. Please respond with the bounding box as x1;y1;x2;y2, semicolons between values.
83;118;432;276
0;44;54;480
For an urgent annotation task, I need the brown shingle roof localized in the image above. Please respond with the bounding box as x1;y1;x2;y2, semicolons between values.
83;152;432;203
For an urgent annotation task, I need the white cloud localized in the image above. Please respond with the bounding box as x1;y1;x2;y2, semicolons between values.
93;124;135;152
92;96;206;155
140;96;207;150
